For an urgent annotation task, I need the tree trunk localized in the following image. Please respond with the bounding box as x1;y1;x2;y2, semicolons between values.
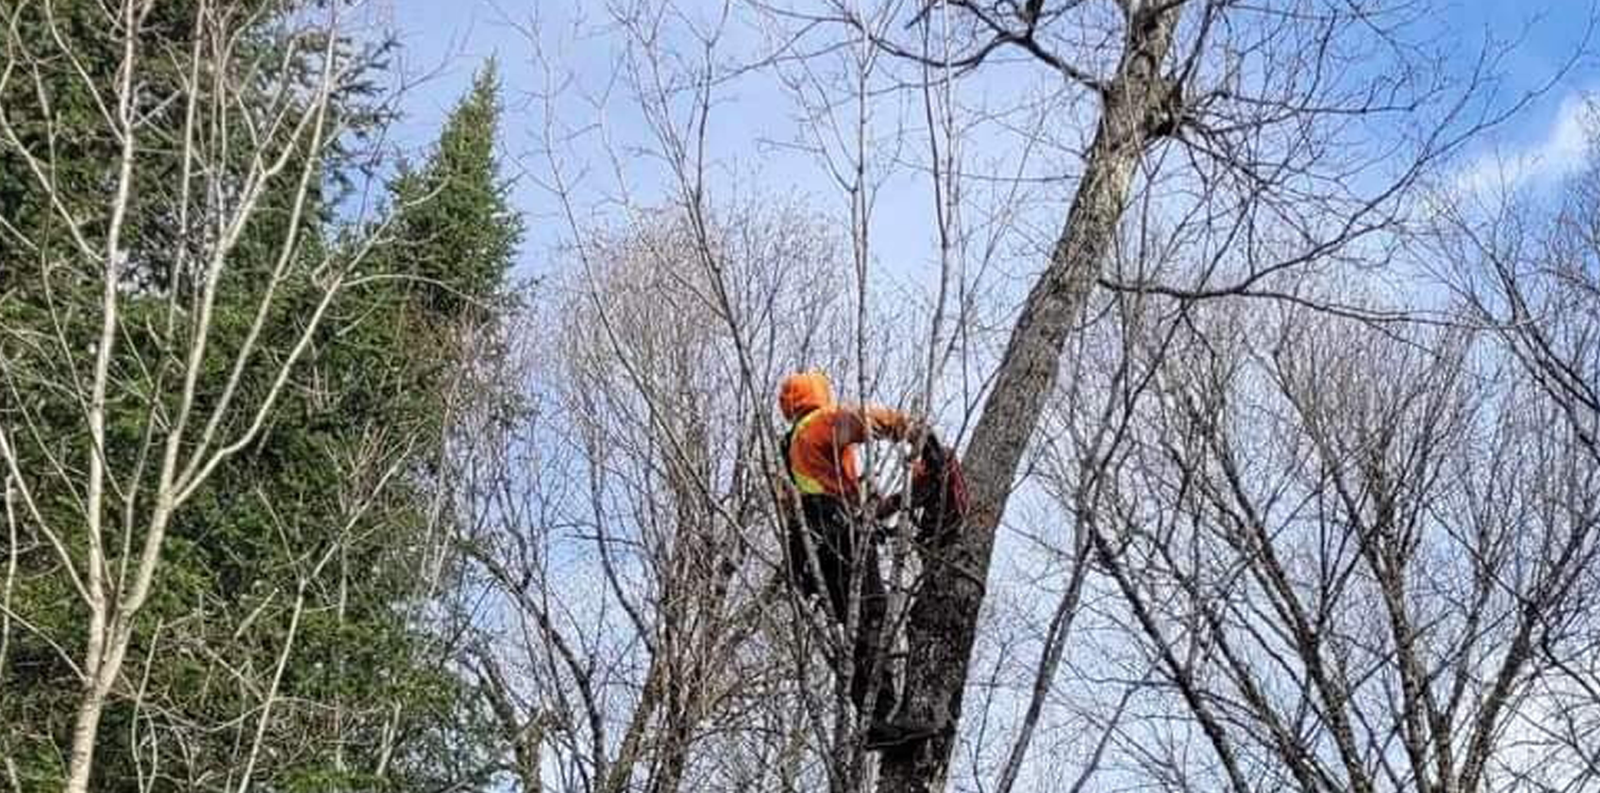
64;671;113;793
876;5;1182;791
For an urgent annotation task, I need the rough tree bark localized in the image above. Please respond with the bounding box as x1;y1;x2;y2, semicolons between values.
877;3;1183;790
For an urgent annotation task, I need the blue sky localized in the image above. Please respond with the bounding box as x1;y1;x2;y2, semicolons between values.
377;0;950;284
372;0;1600;300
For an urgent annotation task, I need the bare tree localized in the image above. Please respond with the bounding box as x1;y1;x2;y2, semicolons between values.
735;1;1557;789
1070;286;1596;791
1423;133;1600;791
470;0;1590;790
449;196;881;792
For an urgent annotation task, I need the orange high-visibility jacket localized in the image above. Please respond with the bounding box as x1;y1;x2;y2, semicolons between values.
779;372;913;501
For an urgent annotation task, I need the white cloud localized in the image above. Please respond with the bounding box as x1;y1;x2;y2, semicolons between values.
1452;92;1596;197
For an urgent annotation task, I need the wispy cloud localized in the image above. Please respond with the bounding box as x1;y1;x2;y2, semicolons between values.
1453;92;1595;197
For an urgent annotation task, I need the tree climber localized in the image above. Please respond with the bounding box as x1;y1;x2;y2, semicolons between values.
776;370;946;749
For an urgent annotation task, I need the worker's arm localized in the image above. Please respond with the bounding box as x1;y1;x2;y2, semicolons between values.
827;404;921;448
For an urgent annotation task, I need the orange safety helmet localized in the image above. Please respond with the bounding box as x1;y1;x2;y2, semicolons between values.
778;370;834;421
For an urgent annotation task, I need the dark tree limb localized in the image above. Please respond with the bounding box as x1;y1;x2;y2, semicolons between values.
876;3;1184;790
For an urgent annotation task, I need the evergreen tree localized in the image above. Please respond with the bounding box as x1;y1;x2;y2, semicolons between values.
1;1;517;786
387;60;523;327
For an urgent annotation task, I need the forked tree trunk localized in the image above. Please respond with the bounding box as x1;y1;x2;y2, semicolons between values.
876;4;1183;790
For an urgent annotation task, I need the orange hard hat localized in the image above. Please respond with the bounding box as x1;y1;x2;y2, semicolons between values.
778;370;834;420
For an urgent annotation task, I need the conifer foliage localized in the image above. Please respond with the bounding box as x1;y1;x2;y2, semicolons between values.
0;3;517;789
